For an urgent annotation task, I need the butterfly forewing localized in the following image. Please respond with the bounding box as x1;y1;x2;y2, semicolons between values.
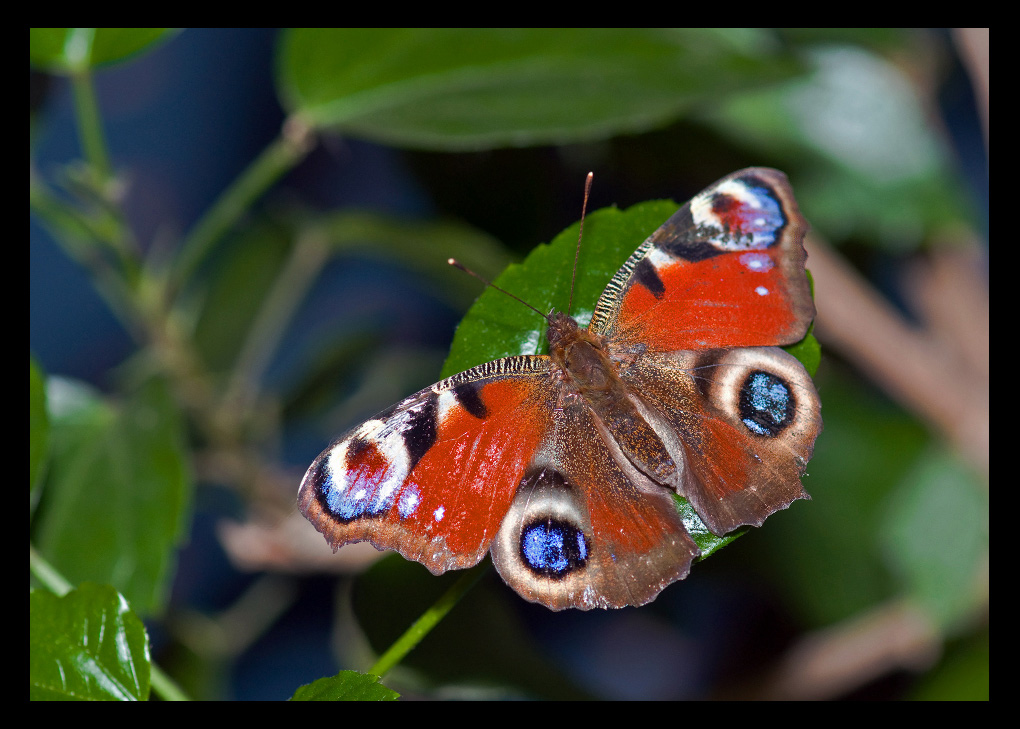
299;357;555;573
589;168;814;351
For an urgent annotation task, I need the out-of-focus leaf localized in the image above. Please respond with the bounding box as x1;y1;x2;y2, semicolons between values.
911;629;989;700
30;357;49;501
277;28;803;150
880;450;988;631
703;45;971;250
766;370;930;626
29;28;178;72
33;377;192;616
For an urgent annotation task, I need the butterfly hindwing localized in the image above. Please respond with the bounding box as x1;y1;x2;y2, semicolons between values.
490;396;699;610
620;346;821;535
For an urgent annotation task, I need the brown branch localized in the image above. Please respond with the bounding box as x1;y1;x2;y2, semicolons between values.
805;235;989;478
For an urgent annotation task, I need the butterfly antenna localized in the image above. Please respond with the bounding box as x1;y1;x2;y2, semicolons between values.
566;172;594;316
448;258;553;324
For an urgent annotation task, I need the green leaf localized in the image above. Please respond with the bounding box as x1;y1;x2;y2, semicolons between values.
276;28;802;150
29;28;178;72
30;583;150;701
702;45;970;251
32;377;192;616
30;357;49;502
442;199;679;377
785;322;821;377
291;670;400;701
674;495;746;557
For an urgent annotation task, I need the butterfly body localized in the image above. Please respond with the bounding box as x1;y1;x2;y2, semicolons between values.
299;168;822;610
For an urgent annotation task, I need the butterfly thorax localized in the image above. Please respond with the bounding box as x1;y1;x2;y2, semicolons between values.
546;311;681;486
546;312;615;392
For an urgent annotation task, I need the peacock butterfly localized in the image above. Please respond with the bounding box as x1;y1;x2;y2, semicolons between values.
299;168;822;610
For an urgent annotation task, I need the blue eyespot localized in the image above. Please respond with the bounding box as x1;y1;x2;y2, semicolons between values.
740;371;793;437
320;469;402;522
521;520;589;577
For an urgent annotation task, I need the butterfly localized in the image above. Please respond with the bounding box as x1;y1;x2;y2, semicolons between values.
299;168;822;610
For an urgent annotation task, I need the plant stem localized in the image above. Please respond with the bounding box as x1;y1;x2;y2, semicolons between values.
149;663;190;701
172;117;315;291
29;544;73;596
223;226;330;410
66;30;111;181
369;562;490;679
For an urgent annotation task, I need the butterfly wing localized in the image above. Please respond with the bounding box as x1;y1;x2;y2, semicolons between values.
299;166;820;608
588;168;821;536
622;347;821;535
589;168;814;351
490;392;698;610
299;356;556;574
301;350;700;609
